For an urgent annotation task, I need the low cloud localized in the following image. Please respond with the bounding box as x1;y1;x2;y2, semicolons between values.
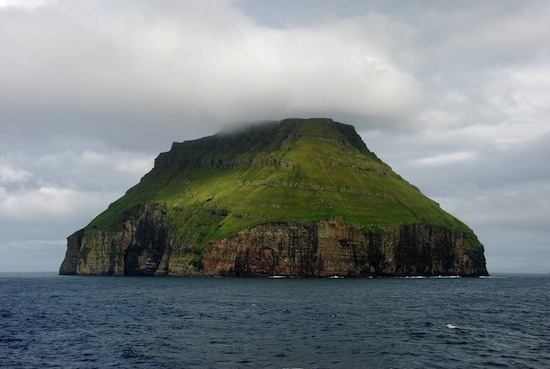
0;185;102;221
0;149;154;231
0;0;423;152
413;151;478;167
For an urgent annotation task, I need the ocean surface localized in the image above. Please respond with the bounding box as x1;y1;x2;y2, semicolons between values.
0;273;549;369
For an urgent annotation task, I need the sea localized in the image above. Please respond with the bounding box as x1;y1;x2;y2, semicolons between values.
0;273;549;369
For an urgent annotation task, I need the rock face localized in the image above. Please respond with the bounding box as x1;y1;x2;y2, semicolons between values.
60;204;171;276
203;220;486;277
60;216;486;277
60;118;489;277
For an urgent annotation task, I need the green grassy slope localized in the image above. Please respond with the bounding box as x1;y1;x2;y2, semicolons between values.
87;118;472;251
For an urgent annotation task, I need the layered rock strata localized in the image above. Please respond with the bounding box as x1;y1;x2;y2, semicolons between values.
60;209;487;277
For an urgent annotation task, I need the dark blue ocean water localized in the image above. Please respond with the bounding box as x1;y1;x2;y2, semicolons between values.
1;274;549;369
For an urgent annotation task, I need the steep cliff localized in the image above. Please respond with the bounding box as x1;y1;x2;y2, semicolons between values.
60;118;488;276
200;220;487;277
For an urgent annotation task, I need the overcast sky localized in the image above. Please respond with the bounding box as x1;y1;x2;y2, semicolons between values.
1;0;549;273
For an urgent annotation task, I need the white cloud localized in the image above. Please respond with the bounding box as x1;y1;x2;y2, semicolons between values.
0;185;107;221
413;151;477;167
0;0;423;145
0;0;55;11
0;148;154;226
0;164;32;183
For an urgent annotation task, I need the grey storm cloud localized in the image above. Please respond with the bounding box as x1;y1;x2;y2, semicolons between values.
1;0;549;272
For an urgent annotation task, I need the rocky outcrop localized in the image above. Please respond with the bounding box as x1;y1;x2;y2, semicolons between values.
59;228;84;275
60;204;170;276
61;215;488;277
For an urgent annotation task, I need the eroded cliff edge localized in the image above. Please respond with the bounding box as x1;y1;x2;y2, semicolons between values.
60;118;489;276
60;214;487;277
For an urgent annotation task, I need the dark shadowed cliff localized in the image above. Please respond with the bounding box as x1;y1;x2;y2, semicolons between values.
60;118;488;276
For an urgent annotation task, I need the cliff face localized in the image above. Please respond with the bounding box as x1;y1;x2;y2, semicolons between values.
203;220;486;277
60;204;170;276
61;207;487;277
60;118;489;276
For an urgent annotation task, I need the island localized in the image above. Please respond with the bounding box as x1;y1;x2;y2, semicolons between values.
60;118;488;277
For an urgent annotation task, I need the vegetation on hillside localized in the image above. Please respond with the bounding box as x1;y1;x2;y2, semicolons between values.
88;118;473;252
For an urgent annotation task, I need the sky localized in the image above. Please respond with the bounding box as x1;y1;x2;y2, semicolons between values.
1;0;549;273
